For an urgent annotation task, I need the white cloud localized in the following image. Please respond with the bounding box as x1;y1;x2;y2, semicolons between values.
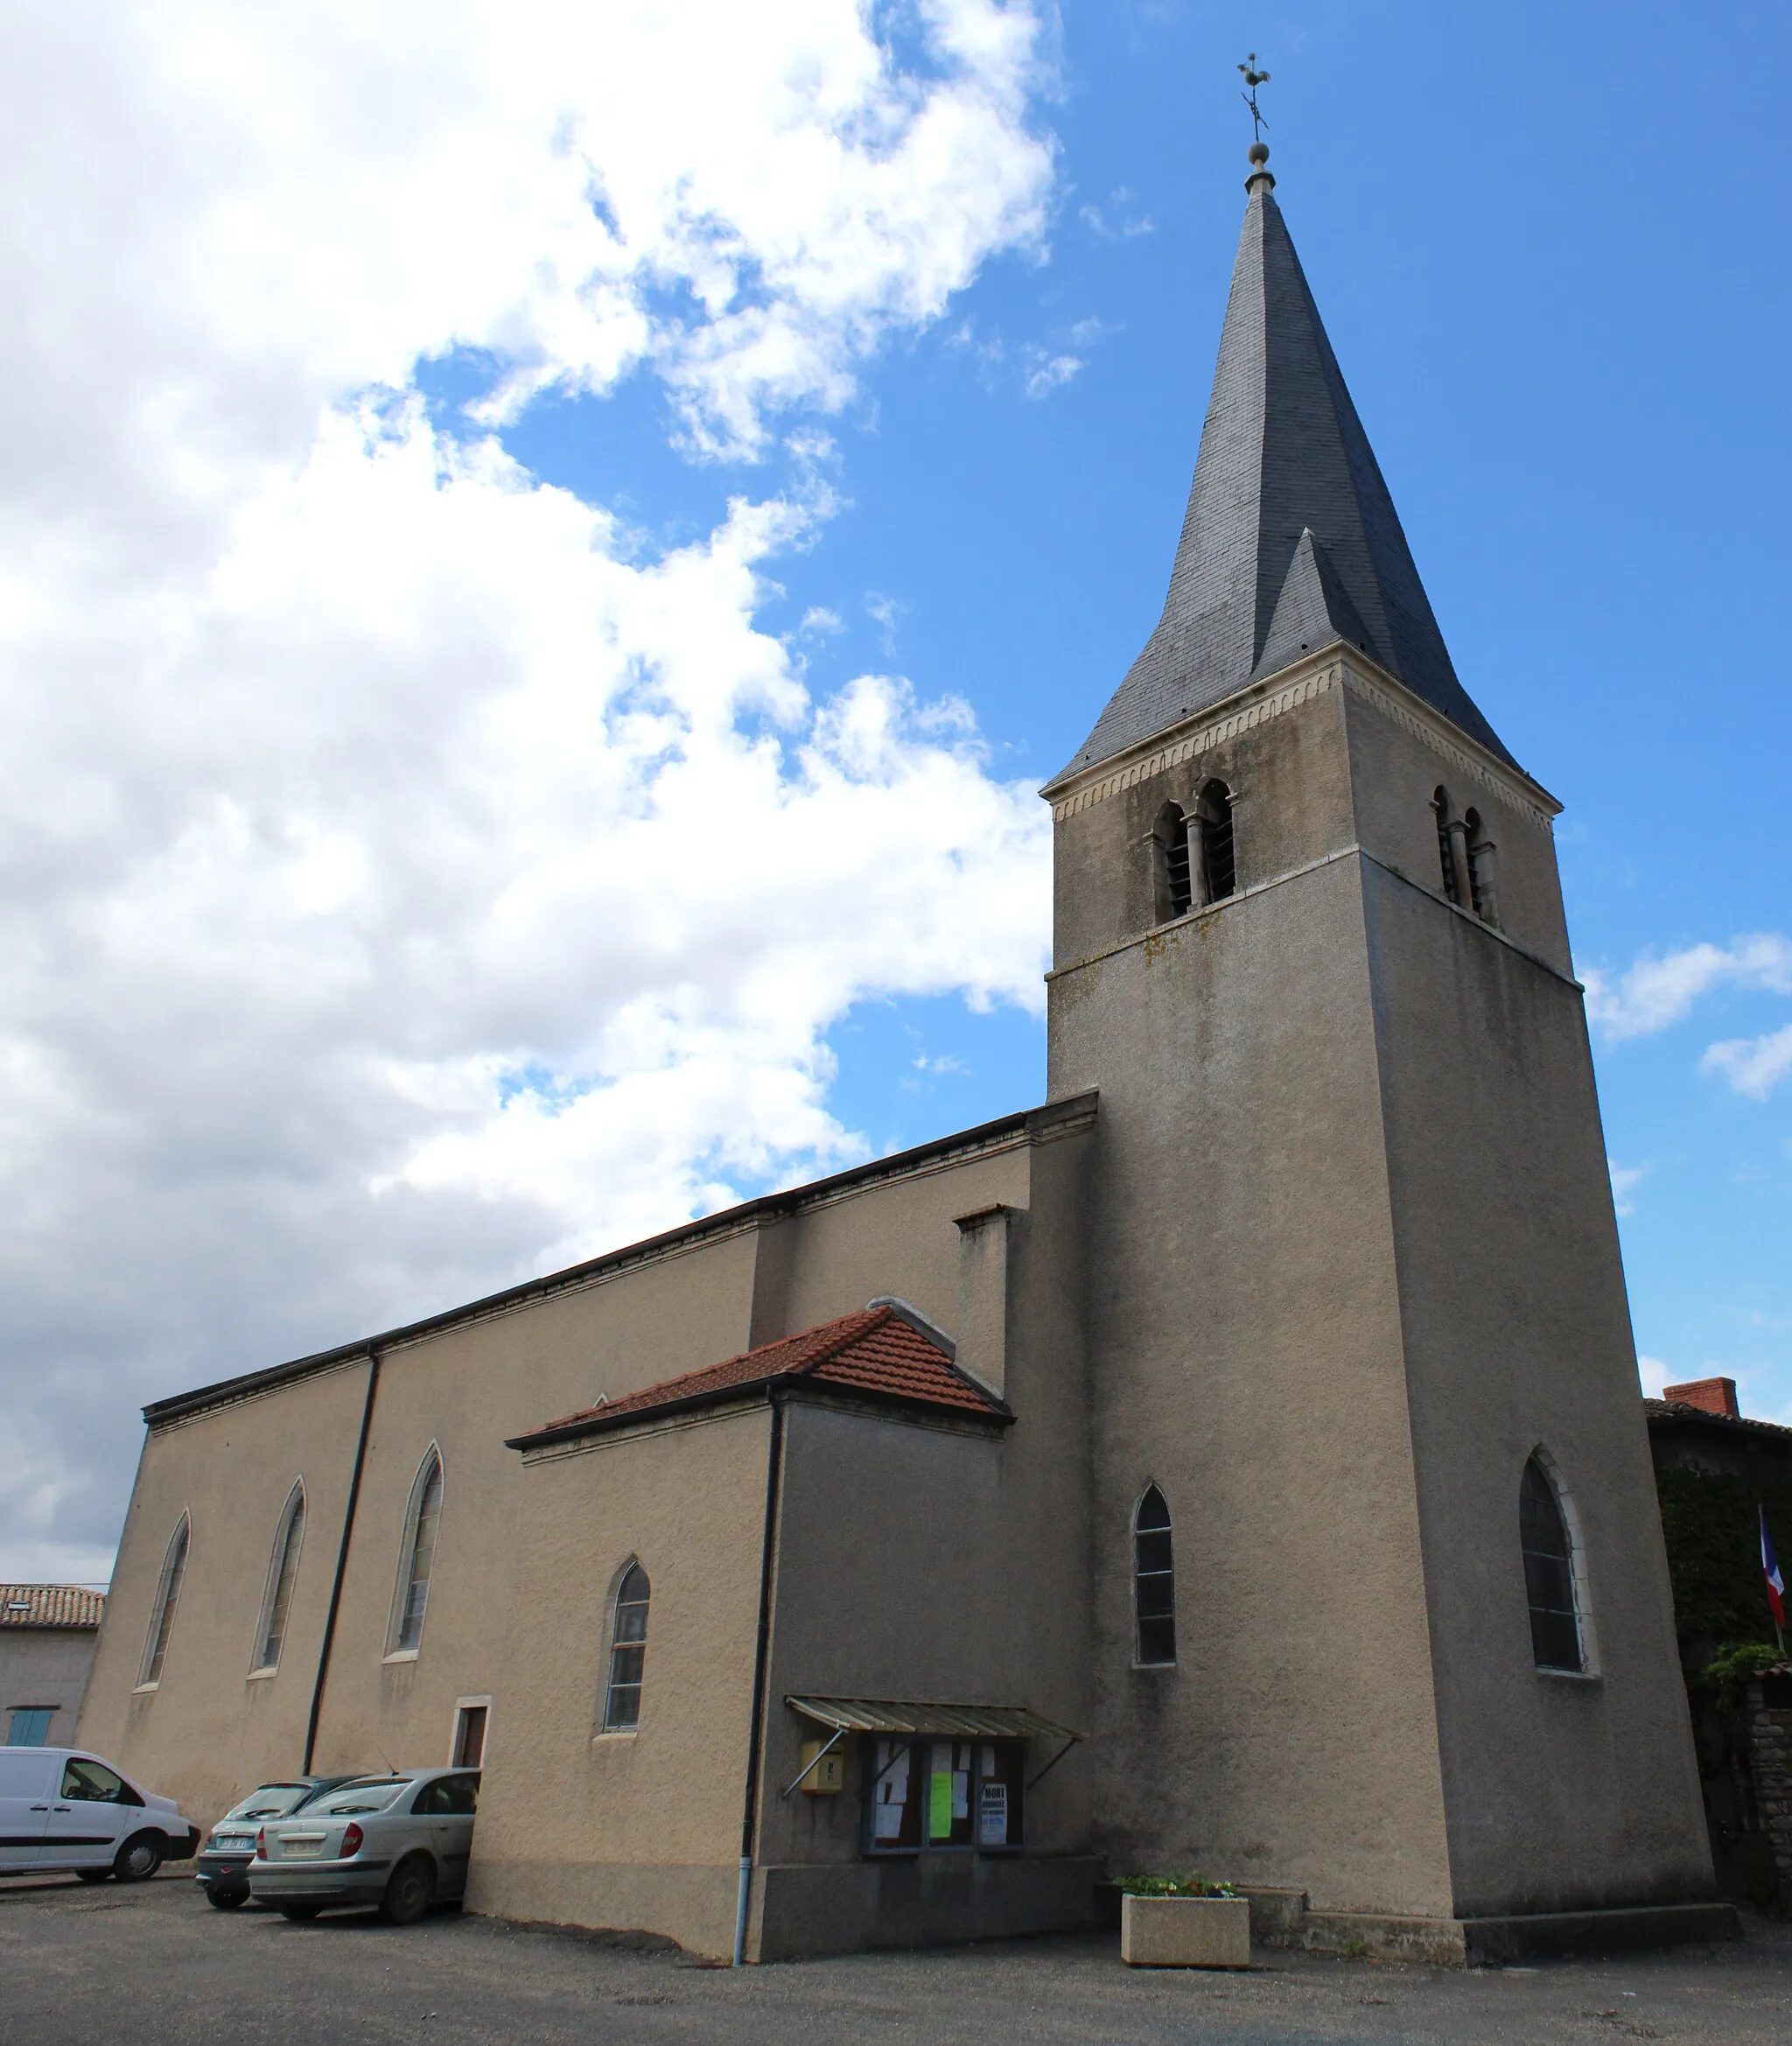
1609;1162;1650;1216
1581;935;1792;1040
0;0;1057;1577
1703;1025;1792;1101
1636;1355;1673;1397
1024;350;1084;398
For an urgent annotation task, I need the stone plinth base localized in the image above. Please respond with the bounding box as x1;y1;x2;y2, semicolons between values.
1236;1887;1741;1966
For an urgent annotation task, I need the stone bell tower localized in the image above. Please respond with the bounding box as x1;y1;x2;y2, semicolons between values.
1042;151;1719;1949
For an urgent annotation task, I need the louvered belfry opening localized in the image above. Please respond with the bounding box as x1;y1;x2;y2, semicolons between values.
1198;781;1236;901
1160;802;1193;919
1433;787;1462;905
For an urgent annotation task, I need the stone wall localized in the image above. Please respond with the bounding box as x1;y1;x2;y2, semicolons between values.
1745;1678;1792;1913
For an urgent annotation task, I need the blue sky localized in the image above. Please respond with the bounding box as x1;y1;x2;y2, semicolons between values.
490;4;1792;1409
4;0;1789;1581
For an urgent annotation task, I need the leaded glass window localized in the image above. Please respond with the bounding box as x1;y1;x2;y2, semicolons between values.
1520;1455;1583;1672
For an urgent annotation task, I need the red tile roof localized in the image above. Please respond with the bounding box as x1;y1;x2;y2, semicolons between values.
1;1584;106;1629
510;1306;1005;1450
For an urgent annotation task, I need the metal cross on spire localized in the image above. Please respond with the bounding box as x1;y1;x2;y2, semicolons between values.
1238;54;1270;144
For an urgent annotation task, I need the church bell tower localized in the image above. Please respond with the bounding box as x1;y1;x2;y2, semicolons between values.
1043;150;1717;1943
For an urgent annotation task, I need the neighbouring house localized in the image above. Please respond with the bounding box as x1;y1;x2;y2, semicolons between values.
2;1586;106;1747
1647;1376;1792;1912
75;145;1730;1965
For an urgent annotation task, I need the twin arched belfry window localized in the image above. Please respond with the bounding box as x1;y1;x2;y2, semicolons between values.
1152;782;1236;925
1432;787;1497;927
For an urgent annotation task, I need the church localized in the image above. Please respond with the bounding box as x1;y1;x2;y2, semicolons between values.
75;149;1728;1964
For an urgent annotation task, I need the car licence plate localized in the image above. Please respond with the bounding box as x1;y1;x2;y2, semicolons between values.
282;1839;327;1858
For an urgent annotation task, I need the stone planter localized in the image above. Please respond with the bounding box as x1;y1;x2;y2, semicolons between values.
1120;1892;1251;1968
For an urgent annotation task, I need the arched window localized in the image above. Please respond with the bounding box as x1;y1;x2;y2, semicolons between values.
137;1514;190;1688
389;1448;444;1656
1132;1487;1176;1666
603;1564;651;1729
1432;785;1464;908
1520;1454;1583;1672
1195;781;1235;902
1152;802;1192;922
251;1481;305;1674
1463;808;1498;926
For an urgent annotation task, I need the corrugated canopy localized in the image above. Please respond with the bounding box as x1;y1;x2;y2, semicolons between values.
786;1696;1083;1742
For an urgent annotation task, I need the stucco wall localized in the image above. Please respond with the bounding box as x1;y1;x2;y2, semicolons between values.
1360;837;1712;1914
77;1358;372;1815
1050;747;1456;1913
1;1630;99;1748
466;1405;773;1958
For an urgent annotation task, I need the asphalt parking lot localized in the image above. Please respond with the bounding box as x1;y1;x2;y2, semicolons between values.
4;1869;1789;2046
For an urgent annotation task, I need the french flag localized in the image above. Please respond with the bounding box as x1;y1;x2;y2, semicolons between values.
1764;1509;1787;1632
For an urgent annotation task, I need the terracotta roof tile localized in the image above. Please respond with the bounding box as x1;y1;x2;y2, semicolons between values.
514;1306;1004;1449
1;1584;106;1629
1645;1398;1792;1442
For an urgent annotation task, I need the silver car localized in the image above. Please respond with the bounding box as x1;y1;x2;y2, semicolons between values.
246;1767;478;1923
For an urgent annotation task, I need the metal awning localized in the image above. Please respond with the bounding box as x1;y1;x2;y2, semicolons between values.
785;1696;1084;1742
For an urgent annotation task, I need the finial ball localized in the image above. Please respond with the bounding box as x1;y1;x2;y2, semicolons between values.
1248;141;1270;167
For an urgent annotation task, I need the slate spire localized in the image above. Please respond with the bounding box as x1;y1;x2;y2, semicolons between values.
1061;159;1513;777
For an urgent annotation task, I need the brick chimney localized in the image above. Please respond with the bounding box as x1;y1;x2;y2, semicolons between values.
1662;1376;1740;1418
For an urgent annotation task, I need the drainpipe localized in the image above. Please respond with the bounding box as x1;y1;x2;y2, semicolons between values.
733;1391;787;1965
303;1349;382;1776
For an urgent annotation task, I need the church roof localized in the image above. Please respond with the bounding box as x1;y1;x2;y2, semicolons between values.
1054;162;1514;784
508;1303;1009;1451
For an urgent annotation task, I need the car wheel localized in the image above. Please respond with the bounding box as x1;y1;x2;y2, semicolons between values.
75;1869;111;1885
378;1853;435;1926
113;1833;164;1884
276;1902;324;1921
206;1886;249;1910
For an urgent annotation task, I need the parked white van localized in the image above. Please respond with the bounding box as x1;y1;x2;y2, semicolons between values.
0;1746;199;1882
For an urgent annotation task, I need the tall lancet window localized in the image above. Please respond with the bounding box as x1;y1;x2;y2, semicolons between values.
389;1447;444;1656
603;1564;651;1729
1153;802;1193;922
1520;1454;1584;1673
1196;781;1236;901
138;1514;190;1689
1133;1486;1176;1665
251;1481;305;1674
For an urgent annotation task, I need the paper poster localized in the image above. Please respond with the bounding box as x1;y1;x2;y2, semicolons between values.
928;1769;953;1839
951;1769;969;1820
978;1782;1009;1846
874;1801;904;1839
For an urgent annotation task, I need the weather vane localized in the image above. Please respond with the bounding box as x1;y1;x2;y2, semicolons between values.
1238;53;1270;147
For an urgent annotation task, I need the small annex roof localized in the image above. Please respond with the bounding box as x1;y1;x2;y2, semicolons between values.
1;1584;106;1629
787;1696;1084;1742
507;1304;1009;1453
1645;1398;1792;1444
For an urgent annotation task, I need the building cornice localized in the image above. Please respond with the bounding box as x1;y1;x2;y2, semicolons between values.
1040;643;1559;832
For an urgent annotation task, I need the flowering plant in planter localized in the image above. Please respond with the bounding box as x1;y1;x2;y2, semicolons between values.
1116;1874;1238;1899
